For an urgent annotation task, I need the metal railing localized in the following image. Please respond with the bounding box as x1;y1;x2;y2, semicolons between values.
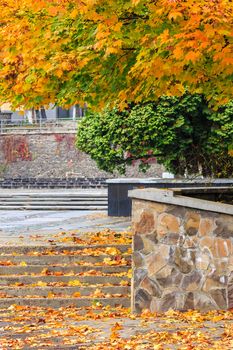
0;118;81;134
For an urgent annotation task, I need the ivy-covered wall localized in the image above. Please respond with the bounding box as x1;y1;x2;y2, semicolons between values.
0;134;164;179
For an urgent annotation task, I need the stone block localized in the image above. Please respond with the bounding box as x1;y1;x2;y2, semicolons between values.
159;232;181;245
183;236;198;248
214;238;232;258
145;246;169;277
134;210;156;235
133;234;144;251
156;267;183;289
154;265;173;280
153;291;186;312
228;283;233;308
200;236;215;256
227;256;233;274
199;218;215;236
134;268;147;288
202;274;228;292
157;213;180;239
134;288;152;313
133;252;144;269
140;276;161;298
210;289;227;309
167;206;186;218
172;247;195;274
148;202;167;214
140;234;158;255
184;211;201;236
181;270;203;291
183;292;194;310
214;216;233;238
195;252;210;270
150;292;176;312
194;292;218;312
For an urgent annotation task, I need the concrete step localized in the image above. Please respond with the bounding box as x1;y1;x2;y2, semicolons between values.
0;195;107;200
0;191;107;197
0;275;130;286
0;265;130;275
0;200;107;204
0;297;130;308
0;244;131;254
0;254;131;265
0;234;132;309
0;197;107;201
0;194;107;198
0;190;108;210
0;205;108;210
0;285;130;297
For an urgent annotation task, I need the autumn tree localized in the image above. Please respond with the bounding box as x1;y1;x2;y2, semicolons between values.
0;0;232;109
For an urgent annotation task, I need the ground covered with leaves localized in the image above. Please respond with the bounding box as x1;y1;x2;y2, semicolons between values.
0;229;233;349
1;305;233;349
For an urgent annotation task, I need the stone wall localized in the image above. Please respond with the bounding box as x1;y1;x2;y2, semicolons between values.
131;190;233;313
0;177;107;189
0;134;163;179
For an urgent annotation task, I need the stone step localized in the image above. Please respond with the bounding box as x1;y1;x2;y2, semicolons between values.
0;244;131;254
0;205;108;210
0;285;130;297
0;194;107;198
0;265;130;276
0;297;130;308
0;254;131;265
0;187;105;197
0;188;108;198
0;275;130;286
0;190;108;210
0;200;107;205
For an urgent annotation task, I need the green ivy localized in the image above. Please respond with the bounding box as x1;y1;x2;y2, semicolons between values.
76;94;233;177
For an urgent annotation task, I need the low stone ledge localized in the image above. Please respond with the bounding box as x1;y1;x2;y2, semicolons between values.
107;178;233;185
129;188;233;215
107;178;233;216
129;187;233;313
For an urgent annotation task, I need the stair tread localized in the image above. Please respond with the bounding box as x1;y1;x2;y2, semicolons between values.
0;224;132;308
0;274;130;279
0;194;107;198
0;206;107;210
0;201;107;204
0;243;130;250
0;285;129;290
0;297;130;308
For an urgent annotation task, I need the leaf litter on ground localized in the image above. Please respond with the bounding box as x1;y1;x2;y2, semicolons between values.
0;229;233;349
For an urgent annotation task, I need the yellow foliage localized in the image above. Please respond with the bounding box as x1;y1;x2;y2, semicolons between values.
68;279;82;287
0;0;232;108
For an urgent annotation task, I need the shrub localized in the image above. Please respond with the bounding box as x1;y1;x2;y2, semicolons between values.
76;94;233;178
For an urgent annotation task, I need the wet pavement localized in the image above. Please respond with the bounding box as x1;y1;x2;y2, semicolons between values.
0;209;131;243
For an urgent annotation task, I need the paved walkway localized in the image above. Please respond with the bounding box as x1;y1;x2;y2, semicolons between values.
0;209;131;244
0;207;232;348
0;306;232;349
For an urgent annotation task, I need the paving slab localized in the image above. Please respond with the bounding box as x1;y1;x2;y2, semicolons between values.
0;210;131;245
0;312;232;349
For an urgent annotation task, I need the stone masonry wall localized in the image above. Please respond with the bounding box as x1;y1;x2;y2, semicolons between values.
132;199;233;313
0;134;163;179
